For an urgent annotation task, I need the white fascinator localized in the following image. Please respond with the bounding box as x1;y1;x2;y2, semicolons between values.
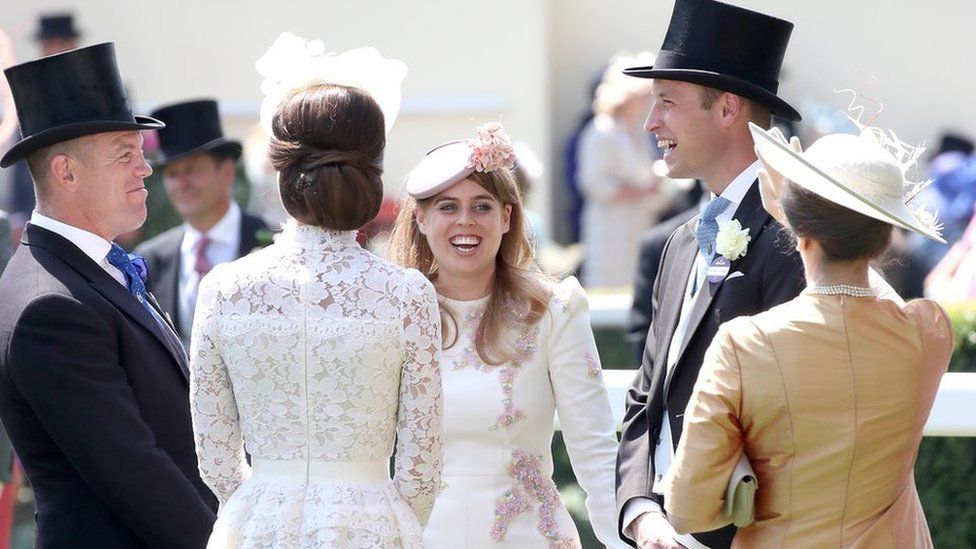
255;32;408;135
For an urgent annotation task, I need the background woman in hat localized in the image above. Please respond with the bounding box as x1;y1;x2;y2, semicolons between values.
189;34;443;547
662;123;951;548
390;122;625;548
577;51;677;288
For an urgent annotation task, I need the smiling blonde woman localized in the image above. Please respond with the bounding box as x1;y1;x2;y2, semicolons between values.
390;123;627;548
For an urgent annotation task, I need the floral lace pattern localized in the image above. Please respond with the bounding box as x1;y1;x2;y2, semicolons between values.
190;220;443;546
491;450;579;549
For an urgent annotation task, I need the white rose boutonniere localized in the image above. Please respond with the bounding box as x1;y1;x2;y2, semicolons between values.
715;219;751;260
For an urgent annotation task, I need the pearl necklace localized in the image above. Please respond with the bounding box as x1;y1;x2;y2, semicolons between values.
808;284;874;298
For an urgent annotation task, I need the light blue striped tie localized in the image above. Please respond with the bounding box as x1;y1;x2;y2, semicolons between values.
696;196;731;263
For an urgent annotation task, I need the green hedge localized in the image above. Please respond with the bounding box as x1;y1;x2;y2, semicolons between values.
556;313;976;548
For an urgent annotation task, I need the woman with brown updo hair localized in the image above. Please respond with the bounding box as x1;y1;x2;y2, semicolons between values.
189;63;443;546
389;123;626;548
663;124;952;548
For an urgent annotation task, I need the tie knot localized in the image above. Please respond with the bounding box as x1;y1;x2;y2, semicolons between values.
106;243;132;270
194;235;213;277
695;196;732;263
701;196;731;223
196;235;211;251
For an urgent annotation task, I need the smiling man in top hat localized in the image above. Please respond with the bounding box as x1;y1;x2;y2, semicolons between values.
136;99;268;345
614;1;806;548
0;43;217;547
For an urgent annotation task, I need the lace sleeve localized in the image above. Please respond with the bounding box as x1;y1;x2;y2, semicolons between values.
548;277;630;548
189;267;250;504
393;270;444;526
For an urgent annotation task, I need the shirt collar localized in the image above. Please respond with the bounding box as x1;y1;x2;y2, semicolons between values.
29;211;114;265
713;160;761;207
182;202;240;251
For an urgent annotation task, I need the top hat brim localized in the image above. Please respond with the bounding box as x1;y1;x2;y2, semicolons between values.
34;29;81;41
154;137;243;166
624;66;801;122
0;116;164;168
749;122;945;243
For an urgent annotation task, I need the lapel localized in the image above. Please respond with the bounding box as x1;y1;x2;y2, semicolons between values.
668;181;772;394
23;224;190;382
646;221;698;408
165;227;186;333
237;213;264;257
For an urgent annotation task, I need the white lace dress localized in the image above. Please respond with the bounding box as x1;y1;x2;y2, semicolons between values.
423;277;626;549
189;220;443;548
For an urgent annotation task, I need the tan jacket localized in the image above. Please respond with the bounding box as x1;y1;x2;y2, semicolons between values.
664;292;952;548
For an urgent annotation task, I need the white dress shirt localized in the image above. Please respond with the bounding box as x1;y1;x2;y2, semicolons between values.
178;202;241;339
623;161;760;547
28;211;127;287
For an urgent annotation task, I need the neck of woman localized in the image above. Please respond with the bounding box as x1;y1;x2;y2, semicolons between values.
435;269;496;302
803;256;872;289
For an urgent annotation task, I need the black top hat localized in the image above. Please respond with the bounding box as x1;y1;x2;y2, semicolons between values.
625;0;800;121
34;14;81;41
933;133;974;158
150;100;242;165
0;43;164;168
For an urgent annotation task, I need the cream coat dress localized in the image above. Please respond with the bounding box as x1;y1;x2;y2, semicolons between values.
423;277;627;548
665;292;952;548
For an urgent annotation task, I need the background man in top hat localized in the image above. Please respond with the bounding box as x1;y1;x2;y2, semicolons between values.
137;99;268;345
0;43;216;547
615;0;806;547
6;13;82;242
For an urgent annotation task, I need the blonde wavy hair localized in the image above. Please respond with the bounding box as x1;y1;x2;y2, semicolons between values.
389;168;551;365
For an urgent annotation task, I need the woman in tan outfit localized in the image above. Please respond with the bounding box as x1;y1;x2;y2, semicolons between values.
663;122;953;548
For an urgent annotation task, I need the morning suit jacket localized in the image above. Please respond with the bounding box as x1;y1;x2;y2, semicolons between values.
136;212;268;339
0;224;217;548
0;210;14;483
616;182;805;548
628;206;698;367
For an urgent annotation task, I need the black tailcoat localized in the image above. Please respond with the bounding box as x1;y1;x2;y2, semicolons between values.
0;224;217;548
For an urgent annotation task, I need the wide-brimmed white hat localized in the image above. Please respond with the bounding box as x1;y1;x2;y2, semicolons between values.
749;122;945;243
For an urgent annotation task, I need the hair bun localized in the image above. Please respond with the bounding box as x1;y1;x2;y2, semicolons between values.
300;148;381;177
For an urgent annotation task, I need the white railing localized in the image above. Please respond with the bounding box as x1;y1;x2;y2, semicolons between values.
595;370;976;437
580;293;976;437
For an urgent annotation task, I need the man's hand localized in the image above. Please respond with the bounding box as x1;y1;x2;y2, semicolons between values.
755;127;803;226
633;511;687;549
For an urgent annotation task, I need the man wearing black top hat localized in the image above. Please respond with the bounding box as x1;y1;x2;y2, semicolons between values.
0;43;217;548
7;13;83;240
136;100;269;345
615;1;805;547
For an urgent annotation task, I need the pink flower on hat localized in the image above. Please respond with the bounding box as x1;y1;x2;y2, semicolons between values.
466;122;515;173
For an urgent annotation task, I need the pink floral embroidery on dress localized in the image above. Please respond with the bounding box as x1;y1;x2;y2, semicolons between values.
552;295;572;314
451;301;539;431
491;450;578;548
584;351;601;379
